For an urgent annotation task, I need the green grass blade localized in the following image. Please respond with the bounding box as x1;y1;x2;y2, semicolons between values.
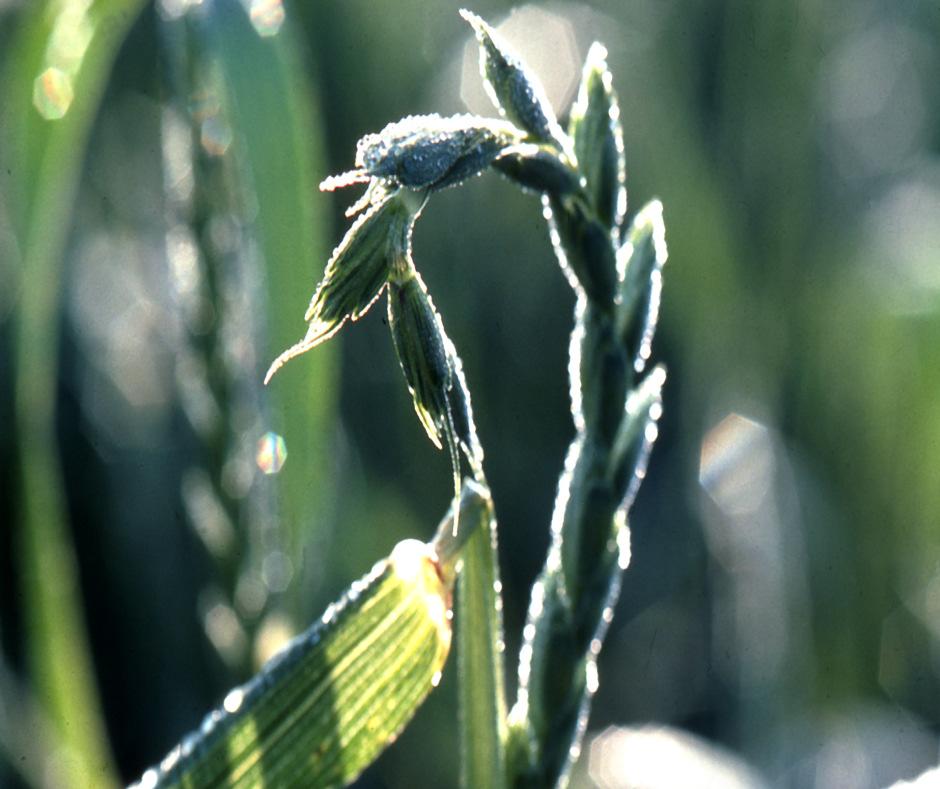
451;484;508;789
200;3;338;618
1;2;149;786
138;538;454;789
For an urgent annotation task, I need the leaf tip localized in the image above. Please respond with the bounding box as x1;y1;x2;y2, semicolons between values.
459;7;484;30
636;198;667;264
585;41;609;69
264;320;345;383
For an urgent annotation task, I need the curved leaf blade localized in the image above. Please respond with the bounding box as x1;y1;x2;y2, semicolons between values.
138;538;453;789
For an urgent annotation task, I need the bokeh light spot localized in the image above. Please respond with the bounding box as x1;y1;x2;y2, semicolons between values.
249;0;285;37
254;612;295;668
158;0;204;21
203;601;247;665
588;725;768;789
261;550;293;593
256;431;287;475
33;67;74;120
200;116;233;157
699;413;774;516
188;89;219;123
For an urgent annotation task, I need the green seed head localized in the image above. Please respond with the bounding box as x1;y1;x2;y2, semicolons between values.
387;268;454;450
354;114;522;191
615;200;667;373
460;9;567;150
609;365;666;507
387;263;476;535
492;144;581;196
568;42;627;238
545;193;617;307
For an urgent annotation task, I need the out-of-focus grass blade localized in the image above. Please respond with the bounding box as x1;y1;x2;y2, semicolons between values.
451;483;508;789
0;2;148;786
201;3;337;617
137;537;455;789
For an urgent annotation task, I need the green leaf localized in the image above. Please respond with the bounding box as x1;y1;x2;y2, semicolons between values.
615;200;668;372
138;538;454;789
451;485;508;789
568;43;627;237
459;9;565;148
1;1;150;786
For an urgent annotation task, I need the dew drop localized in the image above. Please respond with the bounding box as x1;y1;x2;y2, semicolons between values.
181;733;198;757
518;643;534;685
160;745;182;773
222;687;245;714
203;709;223;736
140;769;160;789
585;658;599;694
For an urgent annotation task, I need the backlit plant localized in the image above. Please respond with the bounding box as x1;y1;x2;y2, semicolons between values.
137;10;668;788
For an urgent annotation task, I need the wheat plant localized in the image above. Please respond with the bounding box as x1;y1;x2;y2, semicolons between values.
135;9;667;788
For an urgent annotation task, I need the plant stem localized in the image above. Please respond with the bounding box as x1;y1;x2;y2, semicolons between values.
454;485;508;789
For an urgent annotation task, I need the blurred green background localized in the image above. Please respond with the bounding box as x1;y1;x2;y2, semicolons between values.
2;0;939;787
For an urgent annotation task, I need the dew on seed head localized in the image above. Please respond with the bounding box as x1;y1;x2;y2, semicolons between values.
138;769;159;789
222;687;245;714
